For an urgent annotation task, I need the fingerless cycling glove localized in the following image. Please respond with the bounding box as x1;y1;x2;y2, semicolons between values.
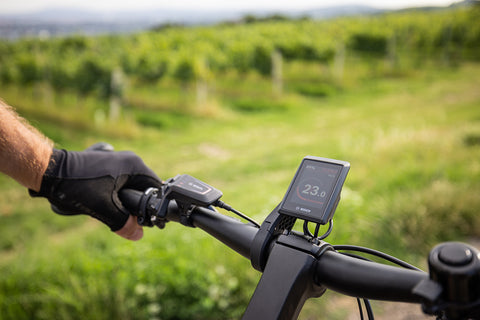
30;148;162;231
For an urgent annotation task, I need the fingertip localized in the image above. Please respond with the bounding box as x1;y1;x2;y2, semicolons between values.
115;215;144;241
129;228;144;241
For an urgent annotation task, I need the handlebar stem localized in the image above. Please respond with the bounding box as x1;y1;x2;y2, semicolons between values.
250;207;297;271
243;240;326;320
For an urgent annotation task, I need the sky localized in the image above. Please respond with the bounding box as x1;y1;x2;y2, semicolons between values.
0;0;459;14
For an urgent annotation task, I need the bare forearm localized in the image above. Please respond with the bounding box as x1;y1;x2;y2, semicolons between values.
0;100;53;191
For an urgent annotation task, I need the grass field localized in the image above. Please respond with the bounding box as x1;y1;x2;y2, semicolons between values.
0;60;479;319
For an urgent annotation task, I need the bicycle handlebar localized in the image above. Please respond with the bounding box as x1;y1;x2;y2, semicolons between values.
119;188;428;300
119;188;480;320
316;250;427;302
120;189;258;259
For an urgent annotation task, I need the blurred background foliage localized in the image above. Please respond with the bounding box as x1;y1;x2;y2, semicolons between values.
1;4;480;319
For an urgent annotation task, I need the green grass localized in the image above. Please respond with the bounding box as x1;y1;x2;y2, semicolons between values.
0;61;479;319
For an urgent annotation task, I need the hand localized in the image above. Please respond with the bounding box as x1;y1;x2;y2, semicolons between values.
30;148;162;240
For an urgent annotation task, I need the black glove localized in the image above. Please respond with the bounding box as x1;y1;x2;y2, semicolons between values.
30;148;162;231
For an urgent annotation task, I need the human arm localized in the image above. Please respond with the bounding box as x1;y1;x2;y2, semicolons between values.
0;101;53;191
0;100;162;240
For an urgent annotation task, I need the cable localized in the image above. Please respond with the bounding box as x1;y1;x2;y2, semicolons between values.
303;220;333;241
356;297;374;320
333;245;422;271
318;220;333;240
313;223;321;238
357;298;365;320
303;221;312;237
364;298;374;319
214;200;261;228
336;246;422;320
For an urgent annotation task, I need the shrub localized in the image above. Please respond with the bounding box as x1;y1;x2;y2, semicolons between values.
174;59;196;84
251;45;272;76
75;57;112;98
135;56;169;83
15;55;42;85
349;33;388;56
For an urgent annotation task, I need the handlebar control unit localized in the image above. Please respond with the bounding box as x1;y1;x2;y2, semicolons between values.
279;156;350;225
164;174;223;206
126;174;223;228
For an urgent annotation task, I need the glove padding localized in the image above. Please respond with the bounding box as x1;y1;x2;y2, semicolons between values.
30;148;162;231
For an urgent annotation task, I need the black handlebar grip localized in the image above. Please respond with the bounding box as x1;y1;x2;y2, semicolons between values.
119;189;143;214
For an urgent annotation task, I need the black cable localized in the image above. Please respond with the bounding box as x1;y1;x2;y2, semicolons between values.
313;223;321;238
357;298;365;320
303;220;313;237
335;247;420;319
355;297;374;320
364;298;375;320
303;220;334;241
214;200;261;228
318;220;333;240
333;245;422;271
336;247;421;320
340;252;372;261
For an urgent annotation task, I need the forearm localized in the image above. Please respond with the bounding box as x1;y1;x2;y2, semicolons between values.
0;100;53;191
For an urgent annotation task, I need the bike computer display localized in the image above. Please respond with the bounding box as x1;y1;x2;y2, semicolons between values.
279;156;350;224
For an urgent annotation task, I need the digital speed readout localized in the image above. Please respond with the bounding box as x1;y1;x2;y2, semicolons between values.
297;178;333;205
279;156;350;224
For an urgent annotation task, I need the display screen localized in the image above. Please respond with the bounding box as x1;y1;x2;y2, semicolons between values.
279;157;349;224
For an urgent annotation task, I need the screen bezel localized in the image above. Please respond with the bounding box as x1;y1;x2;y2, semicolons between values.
278;156;350;224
